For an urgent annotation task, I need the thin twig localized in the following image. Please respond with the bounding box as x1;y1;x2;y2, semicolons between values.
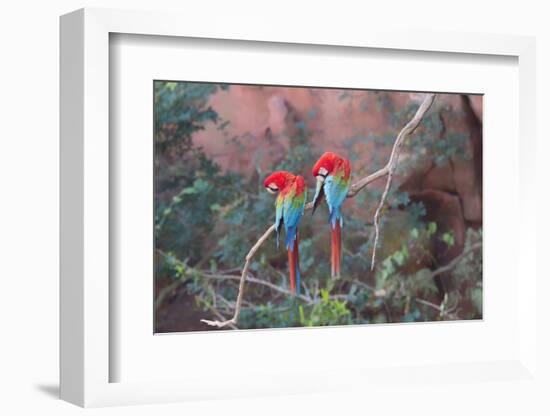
154;278;189;311
415;298;443;312
430;242;482;278
201;93;437;328
204;272;312;303
370;94;436;270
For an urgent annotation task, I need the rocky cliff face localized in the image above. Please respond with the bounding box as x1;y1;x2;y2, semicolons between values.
196;87;481;198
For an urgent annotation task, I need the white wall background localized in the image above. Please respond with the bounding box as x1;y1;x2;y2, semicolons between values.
0;1;547;415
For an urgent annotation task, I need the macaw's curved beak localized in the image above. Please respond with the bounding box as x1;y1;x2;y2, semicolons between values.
311;176;325;215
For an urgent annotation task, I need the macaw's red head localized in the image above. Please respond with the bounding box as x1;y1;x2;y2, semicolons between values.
312;151;339;180
263;171;295;195
311;152;351;214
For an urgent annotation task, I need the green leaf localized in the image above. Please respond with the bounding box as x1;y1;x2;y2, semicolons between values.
393;251;405;266
193;178;209;192
165;82;177;91
180;187;197;195
401;244;409;258
299;305;305;324
382;257;395;275
442;232;455;246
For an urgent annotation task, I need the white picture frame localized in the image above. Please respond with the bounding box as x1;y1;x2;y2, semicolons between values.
60;7;538;407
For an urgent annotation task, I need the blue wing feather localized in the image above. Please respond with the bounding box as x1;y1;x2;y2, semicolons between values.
283;182;305;250
323;175;349;228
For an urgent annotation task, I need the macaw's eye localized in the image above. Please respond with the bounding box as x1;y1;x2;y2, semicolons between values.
266;184;278;194
318;167;328;178
316;174;326;183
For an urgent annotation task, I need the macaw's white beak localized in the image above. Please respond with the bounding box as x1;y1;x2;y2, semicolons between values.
312;176;326;214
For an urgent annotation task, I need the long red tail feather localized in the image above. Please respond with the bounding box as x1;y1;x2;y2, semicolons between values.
288;245;297;294
287;235;301;295
331;222;341;278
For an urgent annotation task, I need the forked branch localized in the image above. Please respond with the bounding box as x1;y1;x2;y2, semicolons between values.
201;93;436;328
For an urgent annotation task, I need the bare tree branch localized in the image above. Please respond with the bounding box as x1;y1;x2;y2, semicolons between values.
346;166;390;197
370;94;436;270
200;224;276;328
201;93;437;328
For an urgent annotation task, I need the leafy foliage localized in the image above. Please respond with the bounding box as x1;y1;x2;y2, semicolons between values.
154;81;226;156
299;290;353;327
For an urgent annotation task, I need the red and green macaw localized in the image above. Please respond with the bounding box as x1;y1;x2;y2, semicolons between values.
263;171;306;295
311;152;352;279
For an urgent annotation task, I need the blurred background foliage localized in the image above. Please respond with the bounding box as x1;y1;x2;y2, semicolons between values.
154;81;483;332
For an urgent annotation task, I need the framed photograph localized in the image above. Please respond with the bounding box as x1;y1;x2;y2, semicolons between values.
60;8;537;407
151;81;481;334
